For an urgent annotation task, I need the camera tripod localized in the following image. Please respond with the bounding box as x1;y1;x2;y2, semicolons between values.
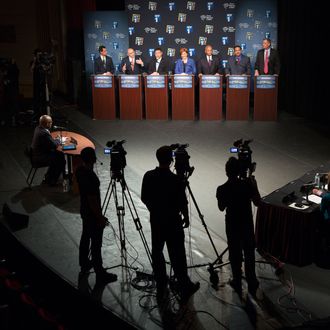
101;170;153;273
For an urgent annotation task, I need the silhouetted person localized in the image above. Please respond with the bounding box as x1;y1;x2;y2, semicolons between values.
216;157;261;298
254;38;280;76
94;45;115;75
31;115;65;185
141;146;200;303
76;147;117;284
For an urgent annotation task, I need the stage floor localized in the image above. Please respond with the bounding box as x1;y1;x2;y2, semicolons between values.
1;109;330;329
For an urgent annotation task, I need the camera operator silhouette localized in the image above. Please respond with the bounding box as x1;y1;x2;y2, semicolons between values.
216;157;261;298
141;146;200;303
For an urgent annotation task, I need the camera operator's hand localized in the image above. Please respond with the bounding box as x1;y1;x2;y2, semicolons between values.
182;215;190;228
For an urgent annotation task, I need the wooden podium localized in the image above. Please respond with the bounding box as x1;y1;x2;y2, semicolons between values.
226;75;250;120
119;75;143;120
144;75;168;119
171;75;195;120
254;75;278;121
199;75;222;120
92;75;116;120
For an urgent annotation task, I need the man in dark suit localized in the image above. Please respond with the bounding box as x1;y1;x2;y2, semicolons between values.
225;45;251;76
147;48;171;75
94;45;115;75
120;48;145;74
31;115;65;185
254;38;280;76
197;44;222;76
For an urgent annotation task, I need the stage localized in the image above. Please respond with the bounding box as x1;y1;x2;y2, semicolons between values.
1;108;330;329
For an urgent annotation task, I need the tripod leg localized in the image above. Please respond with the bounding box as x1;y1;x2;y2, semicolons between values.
102;178;115;214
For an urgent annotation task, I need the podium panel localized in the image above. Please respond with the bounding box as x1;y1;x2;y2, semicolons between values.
254;75;278;121
171;75;195;120
199;75;222;120
119;75;143;120
144;75;168;120
226;75;250;120
92;75;116;120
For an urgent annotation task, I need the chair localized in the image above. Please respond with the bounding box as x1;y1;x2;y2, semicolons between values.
24;146;48;188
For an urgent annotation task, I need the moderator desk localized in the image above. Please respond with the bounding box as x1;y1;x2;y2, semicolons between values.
255;164;329;267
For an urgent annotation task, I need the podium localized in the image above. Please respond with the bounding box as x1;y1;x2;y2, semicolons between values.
226;75;250;120
144;75;168;119
199;75;222;120
92;75;116;120
119;75;143;120
254;75;278;121
171;75;195;120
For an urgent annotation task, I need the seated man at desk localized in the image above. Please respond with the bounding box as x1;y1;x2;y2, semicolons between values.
31;115;65;185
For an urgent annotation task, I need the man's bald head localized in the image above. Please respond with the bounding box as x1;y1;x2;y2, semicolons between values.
39;115;52;128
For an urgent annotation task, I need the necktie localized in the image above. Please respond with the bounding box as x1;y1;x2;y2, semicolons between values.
131;59;134;72
156;60;160;72
102;56;106;68
208;56;211;66
264;50;269;74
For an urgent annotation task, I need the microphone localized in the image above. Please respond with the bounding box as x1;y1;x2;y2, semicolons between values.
53;125;67;130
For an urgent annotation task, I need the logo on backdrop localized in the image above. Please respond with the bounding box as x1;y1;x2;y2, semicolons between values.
149;2;157;11
223;26;235;33
265;32;271;38
112;21;118;29
241;43;246;50
178;13;187;22
187;2;196;10
158;37;165;45
148;48;154;56
115;33;125;39
207;2;214;11
154;14;161;23
186;26;193;34
167;48;176;57
239;22;249;29
145;27;157;33
227;47;234;56
135;37;144;46
113;42;119;49
223;3;235;9
246;32;253;40
168;2;175;11
188;48;195;56
266;10;271;18
127;4;141;10
247;9;254;18
166;25;175;34
175;38;188;44
226;14;233;22
200;15;213;21
222;59;228;68
95;20;102;29
128;27;135;35
222;36;228;45
103;32;110;40
199;37;207;45
132;14;140;23
205;25;214;34
255;20;262;29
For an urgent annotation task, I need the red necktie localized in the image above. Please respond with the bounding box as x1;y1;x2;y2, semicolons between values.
264;50;269;74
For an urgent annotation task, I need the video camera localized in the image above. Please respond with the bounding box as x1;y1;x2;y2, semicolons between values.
230;139;256;179
170;143;194;179
104;140;127;178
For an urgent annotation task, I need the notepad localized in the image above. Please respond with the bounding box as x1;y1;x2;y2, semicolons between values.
62;144;76;150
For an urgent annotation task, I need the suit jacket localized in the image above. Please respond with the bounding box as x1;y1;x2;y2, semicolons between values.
197;55;222;75
174;58;196;75
225;55;251;75
94;55;115;75
120;56;145;74
147;57;171;74
254;48;280;75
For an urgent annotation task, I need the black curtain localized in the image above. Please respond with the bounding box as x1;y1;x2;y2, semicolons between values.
277;1;327;120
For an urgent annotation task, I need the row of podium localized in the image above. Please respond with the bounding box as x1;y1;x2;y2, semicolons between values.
92;75;278;121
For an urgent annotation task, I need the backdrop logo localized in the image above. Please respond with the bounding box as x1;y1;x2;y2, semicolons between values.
223;3;235;9
128;27;135;35
87;33;97;39
222;27;235;32
241;43;246;50
95;42;101;51
265;32;271;38
266;10;271;18
145;27;157;33
246;32;253;40
149;2;157;10
255;20;262;29
207;2;214;10
178;13;187;22
199;36;207;45
226;13;233;22
119;53;125;61
227;47;234;56
222;59;228;68
186;26;193;34
188;48;195;56
187;1;195;10
175;38;188;44
205;25;214;34
158;37;165;45
154;14;161;22
166;25;175;34
127;4;141;10
148;48;155;56
115;64;120;72
167;48;176;57
112;21;118;29
115;33;125;39
132;14;140;23
247;9;254;18
103;32;110;40
135;37;144;46
200;15;213;21
239;23;249;29
222;36;228;45
95;20;102;29
212;49;219;55
113;42;119;49
90;53;96;61
168;2;175;11
135;50;142;56
268;22;277;28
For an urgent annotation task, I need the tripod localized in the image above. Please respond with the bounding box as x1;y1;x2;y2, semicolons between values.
101;170;153;272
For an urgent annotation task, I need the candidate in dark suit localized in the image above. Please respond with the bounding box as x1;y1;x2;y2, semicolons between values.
31;115;65;185
94;45;114;75
120;48;145;74
225;45;251;76
254;38;280;76
147;48;171;75
197;45;222;76
174;47;196;75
